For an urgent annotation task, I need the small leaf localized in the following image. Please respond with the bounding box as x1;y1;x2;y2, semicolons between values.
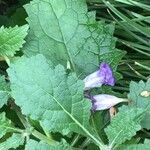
0;133;24;150
0;25;29;57
105;106;144;148
128;79;150;108
25;139;71;150
128;79;150;129
0;75;10;108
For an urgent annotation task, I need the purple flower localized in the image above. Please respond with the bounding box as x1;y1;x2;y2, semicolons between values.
88;94;128;111
84;63;115;90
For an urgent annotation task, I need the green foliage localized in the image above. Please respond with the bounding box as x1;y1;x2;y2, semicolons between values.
116;139;150;150
0;0;149;149
7;54;89;134
0;133;24;150
7;54;105;147
0;25;29;57
105;106;144;148
129;79;150;109
23;0;124;77
25;139;71;150
102;0;150;38
0;75;10;108
128;79;150;129
89;0;150;84
0;112;13;138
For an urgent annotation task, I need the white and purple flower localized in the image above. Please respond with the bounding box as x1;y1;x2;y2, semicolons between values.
83;62;127;112
84;63;115;90
87;94;128;111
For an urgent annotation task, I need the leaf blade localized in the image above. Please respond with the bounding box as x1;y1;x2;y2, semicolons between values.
105;106;144;148
0;25;29;57
25;139;71;150
0;133;24;150
128;79;150;129
7;54;104;147
0;76;10;108
23;0;124;76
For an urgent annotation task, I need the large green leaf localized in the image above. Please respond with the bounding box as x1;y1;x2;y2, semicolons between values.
0;75;10;108
7;54;104;147
105;106;144;148
23;0;124;77
25;139;71;150
128;79;150;129
0;133;24;150
0;25;29;57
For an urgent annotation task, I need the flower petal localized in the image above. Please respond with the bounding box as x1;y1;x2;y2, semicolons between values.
83;62;115;90
84;70;103;90
89;94;128;111
99;63;115;86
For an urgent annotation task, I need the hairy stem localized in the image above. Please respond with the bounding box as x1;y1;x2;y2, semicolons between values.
32;129;56;145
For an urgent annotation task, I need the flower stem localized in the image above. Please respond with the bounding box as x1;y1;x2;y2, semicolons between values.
13;103;55;144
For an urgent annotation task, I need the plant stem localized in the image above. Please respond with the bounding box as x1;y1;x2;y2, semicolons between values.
32;129;56;145
4;56;10;66
80;138;91;148
13;103;55;144
3;126;23;133
13;104;29;128
71;134;81;146
141;129;150;137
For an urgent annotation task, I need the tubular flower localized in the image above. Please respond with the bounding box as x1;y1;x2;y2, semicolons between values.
84;63;115;90
88;94;128;111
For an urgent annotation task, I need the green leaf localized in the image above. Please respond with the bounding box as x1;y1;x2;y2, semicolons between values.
7;54;104;147
128;79;150;108
116;139;150;150
0;133;24;150
105;106;144;148
0;112;14;138
0;25;29;57
25;139;71;150
23;0;124;77
128;79;150;129
0;75;10;108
